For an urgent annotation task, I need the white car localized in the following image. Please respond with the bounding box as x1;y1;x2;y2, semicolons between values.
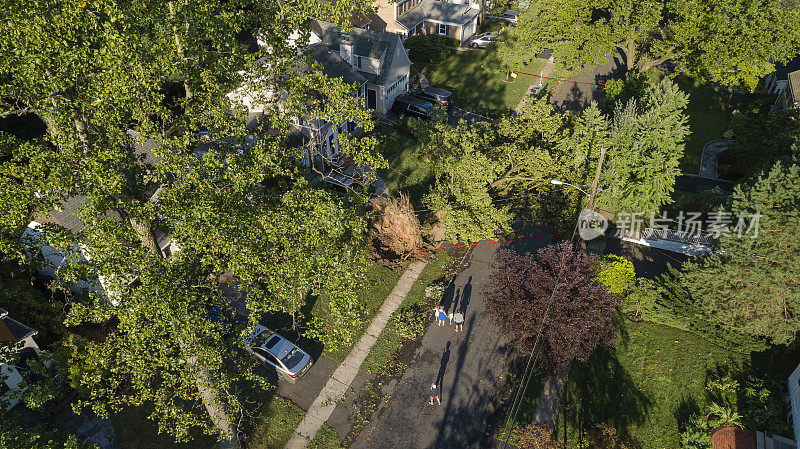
244;325;313;382
469;32;496;49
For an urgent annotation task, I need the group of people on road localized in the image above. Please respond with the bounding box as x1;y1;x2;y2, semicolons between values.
434;305;464;332
429;293;468;405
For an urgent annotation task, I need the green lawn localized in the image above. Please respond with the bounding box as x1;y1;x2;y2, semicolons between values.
113;405;218;449
501;319;748;448
246;396;305;449
361;253;452;374
112;394;304;449
675;75;736;174
556;320;747;448
308;424;342;449
416;51;546;112
375;136;432;208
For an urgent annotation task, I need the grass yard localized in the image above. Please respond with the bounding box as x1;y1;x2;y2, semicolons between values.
113;389;305;449
308;424;342;449
113;405;218;449
416;50;546;112
556;320;747;448
675;75;736;174
375;136;433;208
361;253;453;374
245;396;305;449
500;319;748;448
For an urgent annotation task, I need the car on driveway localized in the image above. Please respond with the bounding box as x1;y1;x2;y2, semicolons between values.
488;10;520;25
409;87;453;108
469;32;496;49
244;325;313;382
391;94;435;120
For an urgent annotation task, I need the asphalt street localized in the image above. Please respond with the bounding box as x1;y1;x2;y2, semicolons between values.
352;229;556;449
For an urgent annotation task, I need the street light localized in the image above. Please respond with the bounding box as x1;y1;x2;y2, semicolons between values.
550;179;590;197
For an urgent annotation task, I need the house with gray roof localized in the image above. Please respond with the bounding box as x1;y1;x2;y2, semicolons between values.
363;0;483;44
311;21;412;116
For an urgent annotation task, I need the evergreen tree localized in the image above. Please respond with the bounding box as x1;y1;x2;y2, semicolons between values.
681;155;800;344
596;78;688;213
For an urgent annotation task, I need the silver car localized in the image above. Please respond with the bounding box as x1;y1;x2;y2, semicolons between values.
488;10;520;25
469;32;496;49
244;325;313;382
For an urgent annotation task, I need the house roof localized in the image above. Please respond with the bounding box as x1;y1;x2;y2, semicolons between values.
788;70;800;103
309;43;368;85
772;56;800;82
397;0;480;29
313;21;405;86
0;308;6;318
711;427;757;449
0;316;36;343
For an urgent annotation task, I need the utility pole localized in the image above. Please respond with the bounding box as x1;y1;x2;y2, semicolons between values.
587;146;607;211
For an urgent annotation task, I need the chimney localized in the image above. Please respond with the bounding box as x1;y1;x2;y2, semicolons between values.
339;33;354;66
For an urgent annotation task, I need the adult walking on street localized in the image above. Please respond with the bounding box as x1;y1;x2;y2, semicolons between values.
429;383;441;405
453;311;464;332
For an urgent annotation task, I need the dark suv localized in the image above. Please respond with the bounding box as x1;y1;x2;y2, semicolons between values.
391;94;435;120
409;87;453;107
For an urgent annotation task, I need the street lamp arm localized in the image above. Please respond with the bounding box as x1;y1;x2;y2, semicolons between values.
550;179;590;197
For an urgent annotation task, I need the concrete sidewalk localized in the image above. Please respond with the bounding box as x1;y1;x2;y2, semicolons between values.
284;261;428;449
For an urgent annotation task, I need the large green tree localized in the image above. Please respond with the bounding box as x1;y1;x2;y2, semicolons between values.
410;99;570;243
569;78;688;213
681;155;800;344
0;0;377;445
500;0;800;90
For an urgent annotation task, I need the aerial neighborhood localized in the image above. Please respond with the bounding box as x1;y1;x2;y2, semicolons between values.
1;1;800;449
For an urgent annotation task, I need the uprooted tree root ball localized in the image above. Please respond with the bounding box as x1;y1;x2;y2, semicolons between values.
369;193;421;259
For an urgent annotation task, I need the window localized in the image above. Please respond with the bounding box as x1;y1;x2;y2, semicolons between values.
281;348;305;370
437;24;449;35
264;336;280;350
355;56;362;69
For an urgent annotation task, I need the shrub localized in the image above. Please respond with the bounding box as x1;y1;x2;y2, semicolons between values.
424;282;445;299
596;254;635;296
679;415;711;449
389;304;426;341
405;35;453;63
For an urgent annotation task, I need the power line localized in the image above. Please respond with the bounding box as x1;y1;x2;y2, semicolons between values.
498;250;570;449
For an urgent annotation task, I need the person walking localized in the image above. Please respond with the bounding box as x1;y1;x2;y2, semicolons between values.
429;383;441;405
437;306;447;327
453;310;464;332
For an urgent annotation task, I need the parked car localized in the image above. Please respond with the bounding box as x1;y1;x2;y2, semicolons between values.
391;94;435;120
469;32;496;49
244;325;314;381
409;87;453;108
488;10;520;25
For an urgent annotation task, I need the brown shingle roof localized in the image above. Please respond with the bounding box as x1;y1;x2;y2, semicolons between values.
711;427;757;449
788;70;800;103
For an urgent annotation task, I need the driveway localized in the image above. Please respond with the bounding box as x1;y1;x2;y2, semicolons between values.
547;52;623;112
351;230;556;449
377;107;489;127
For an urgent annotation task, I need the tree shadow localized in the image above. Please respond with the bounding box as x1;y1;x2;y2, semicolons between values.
558;347;652;446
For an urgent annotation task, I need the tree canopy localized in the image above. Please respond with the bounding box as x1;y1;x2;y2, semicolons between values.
681;155;800;344
500;0;800;90
0;0;377;444
485;242;619;373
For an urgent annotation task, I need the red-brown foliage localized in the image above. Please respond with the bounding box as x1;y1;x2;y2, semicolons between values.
485;241;619;373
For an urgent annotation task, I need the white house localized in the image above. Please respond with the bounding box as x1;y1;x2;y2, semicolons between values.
789;362;800;444
0;308;42;411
